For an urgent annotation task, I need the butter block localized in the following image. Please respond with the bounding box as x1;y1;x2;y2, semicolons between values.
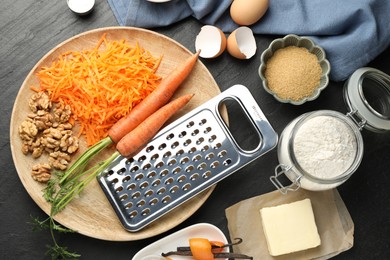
260;198;321;256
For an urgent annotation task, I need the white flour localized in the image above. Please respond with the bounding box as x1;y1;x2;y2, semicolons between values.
293;115;357;179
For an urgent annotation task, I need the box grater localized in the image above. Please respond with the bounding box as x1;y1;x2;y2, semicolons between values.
97;84;278;232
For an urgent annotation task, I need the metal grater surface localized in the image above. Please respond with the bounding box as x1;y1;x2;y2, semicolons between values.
97;85;278;232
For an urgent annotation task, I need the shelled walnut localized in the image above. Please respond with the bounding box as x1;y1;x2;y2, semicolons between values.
60;131;79;154
31;138;44;158
56;122;73;131
53;105;72;124
49;151;71;170
19;119;41;157
41;127;79;154
19;118;38;142
28;110;53;130
31;163;52;183
41;127;63;153
28;92;52;112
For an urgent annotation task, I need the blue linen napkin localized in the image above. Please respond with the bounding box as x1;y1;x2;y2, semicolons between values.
107;0;390;82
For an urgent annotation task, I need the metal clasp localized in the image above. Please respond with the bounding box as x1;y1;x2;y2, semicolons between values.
346;110;367;131
270;164;301;194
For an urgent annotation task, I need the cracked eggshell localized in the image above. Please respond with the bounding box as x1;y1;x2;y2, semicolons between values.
230;0;269;26
227;27;257;59
195;25;227;59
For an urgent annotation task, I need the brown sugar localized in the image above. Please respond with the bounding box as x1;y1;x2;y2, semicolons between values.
264;46;322;101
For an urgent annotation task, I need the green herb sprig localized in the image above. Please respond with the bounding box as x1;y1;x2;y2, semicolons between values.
31;137;118;259
30;215;80;259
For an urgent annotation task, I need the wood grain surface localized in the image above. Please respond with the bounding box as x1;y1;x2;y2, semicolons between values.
10;27;222;241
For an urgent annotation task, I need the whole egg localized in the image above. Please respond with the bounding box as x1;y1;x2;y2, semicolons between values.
230;0;269;26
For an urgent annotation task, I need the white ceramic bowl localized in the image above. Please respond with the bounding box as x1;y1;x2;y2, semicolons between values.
133;223;229;260
259;34;330;105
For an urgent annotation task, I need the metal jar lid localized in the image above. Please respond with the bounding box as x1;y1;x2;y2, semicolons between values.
344;67;390;132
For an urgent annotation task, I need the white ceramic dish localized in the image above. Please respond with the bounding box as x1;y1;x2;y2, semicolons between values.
133;223;229;260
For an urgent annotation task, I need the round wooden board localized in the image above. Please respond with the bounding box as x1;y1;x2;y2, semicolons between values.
10;27;223;241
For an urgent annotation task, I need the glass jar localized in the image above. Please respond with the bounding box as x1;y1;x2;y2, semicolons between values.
271;67;390;193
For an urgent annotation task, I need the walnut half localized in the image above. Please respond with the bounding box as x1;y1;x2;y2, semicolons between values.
49;151;71;170
60;132;79;154
53;105;72;124
31;163;51;183
29;92;52;112
28;110;53;130
19;119;38;142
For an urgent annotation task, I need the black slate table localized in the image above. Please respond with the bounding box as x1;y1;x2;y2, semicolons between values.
1;1;390;259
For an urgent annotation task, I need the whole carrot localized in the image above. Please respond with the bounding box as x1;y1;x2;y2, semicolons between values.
116;93;194;157
108;50;200;143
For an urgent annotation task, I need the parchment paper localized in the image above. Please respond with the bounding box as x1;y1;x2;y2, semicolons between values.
225;189;354;259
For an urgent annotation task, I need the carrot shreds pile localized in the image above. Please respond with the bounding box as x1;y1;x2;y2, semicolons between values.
32;33;162;146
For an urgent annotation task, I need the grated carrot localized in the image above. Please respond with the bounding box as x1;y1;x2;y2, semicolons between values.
32;33;162;146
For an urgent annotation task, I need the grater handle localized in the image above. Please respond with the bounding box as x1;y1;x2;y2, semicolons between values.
216;84;278;158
